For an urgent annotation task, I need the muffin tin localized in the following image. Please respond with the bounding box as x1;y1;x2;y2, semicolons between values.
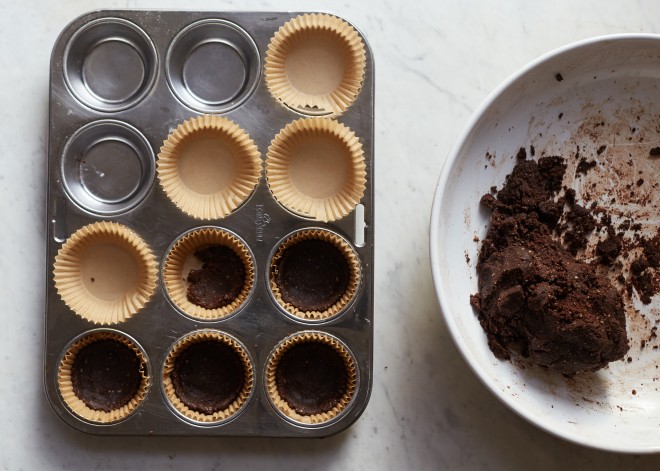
45;10;374;436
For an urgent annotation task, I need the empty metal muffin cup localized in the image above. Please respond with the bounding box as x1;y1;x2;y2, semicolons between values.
166;19;260;113
61;120;155;215
63;17;157;112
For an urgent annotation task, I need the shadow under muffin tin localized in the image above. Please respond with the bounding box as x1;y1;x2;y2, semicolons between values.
45;10;373;437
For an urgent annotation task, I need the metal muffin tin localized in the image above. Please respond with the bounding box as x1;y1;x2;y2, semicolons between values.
45;10;374;437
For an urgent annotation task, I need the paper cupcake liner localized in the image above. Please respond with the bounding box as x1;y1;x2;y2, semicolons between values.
53;221;158;325
57;331;150;424
265;13;366;116
266;331;357;425
157;115;261;220
269;229;360;320
266;118;366;222
163;330;253;423
164;227;254;320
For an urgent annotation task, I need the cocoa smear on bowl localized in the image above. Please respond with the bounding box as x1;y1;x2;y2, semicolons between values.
472;108;660;377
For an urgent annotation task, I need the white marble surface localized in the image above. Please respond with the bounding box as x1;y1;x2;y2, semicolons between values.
3;0;660;469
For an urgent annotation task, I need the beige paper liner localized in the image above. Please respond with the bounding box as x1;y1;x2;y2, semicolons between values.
58;331;150;424
265;13;366;116
164;228;254;320
266;117;366;222
266;332;357;425
157;115;261;220
163;330;253;423
53;221;158;325
270;229;360;320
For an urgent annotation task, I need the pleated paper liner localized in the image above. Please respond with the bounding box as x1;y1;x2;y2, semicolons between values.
265;13;366;116
163;227;254;321
266;331;357;425
269;228;360;321
57;330;150;424
157;115;261;220
162;330;253;424
266;117;366;222
53;221;158;325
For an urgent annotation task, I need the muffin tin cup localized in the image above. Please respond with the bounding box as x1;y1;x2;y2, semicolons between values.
265;13;366;116
268;228;361;322
265;331;358;426
53;221;158;325
266;117;366;222
60;120;156;215
157;114;262;220
46;10;373;438
63;17;158;112
166;19;261;113
163;227;255;321
162;330;254;425
57;329;150;425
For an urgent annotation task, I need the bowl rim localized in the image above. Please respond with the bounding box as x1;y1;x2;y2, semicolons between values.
429;32;660;454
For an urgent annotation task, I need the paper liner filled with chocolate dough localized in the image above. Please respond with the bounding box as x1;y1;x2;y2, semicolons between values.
269;228;360;321
164;227;254;321
470;154;629;375
265;13;366;116
266;117;366;222
58;330;150;424
162;330;253;424
266;331;357;425
53;221;158;325
157;114;261;220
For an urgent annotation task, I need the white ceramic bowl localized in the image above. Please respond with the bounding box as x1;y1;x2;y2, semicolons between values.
430;34;660;453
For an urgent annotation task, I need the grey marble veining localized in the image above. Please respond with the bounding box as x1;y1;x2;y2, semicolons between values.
3;0;660;469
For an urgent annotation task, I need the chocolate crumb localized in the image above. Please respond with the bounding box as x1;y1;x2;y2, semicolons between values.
650;147;660;157
555;73;564;82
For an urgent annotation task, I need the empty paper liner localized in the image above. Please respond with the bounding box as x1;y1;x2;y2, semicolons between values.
164;227;254;321
58;330;150;424
157;115;261;220
162;330;253;424
265;13;366;116
266;117;366;221
266;331;357;425
53;221;158;325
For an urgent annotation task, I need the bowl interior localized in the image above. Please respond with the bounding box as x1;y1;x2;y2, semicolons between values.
431;35;660;453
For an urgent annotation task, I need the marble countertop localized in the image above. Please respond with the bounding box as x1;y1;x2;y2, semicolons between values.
3;0;660;469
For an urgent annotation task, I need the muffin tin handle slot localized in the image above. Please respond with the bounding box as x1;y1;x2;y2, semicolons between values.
354;204;366;247
53;198;67;243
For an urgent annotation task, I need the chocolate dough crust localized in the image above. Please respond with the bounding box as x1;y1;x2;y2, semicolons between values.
71;339;142;412
471;156;629;375
275;342;348;415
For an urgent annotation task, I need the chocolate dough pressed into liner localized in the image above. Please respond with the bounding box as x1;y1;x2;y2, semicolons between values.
71;339;142;412
170;340;245;415
275;342;348;415
274;238;350;312
470;154;629;375
186;245;246;310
